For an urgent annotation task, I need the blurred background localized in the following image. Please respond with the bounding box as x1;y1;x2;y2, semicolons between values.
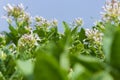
0;0;105;32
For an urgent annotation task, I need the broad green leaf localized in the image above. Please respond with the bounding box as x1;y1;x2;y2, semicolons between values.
110;29;120;69
34;53;67;80
17;60;34;76
70;64;92;80
60;53;70;71
109;29;120;79
91;71;113;80
17;59;34;80
70;54;104;72
103;23;116;62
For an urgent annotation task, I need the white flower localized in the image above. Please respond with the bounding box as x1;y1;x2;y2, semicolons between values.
18;3;24;10
85;28;103;45
35;16;45;22
3;3;25;18
101;0;120;22
73;18;83;26
51;18;58;26
18;34;37;51
94;21;105;30
35;16;50;27
18;34;38;59
3;4;13;12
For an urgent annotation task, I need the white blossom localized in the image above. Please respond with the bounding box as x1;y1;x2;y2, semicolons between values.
85;28;103;45
51;18;58;26
18;34;37;52
3;3;25;17
101;0;120;22
3;4;13;12
35;16;50;27
18;3;24;10
73;18;83;26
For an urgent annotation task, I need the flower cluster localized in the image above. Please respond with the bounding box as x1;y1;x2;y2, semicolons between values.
85;29;103;45
4;3;24;18
101;0;120;23
35;16;58;28
83;28;104;59
3;3;31;27
35;16;50;28
17;33;39;59
51;19;58;27
18;34;37;52
73;18;83;26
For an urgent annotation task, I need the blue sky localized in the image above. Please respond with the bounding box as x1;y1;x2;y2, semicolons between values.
0;0;105;32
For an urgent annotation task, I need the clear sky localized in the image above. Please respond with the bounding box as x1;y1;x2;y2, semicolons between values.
0;0;105;32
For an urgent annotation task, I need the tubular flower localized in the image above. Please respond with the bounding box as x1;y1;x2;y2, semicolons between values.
18;34;36;48
73;18;83;26
17;34;38;60
35;16;50;27
83;28;104;59
84;28;103;46
101;0;120;22
3;3;25;18
18;34;37;52
3;3;31;27
51;19;58;26
17;12;31;25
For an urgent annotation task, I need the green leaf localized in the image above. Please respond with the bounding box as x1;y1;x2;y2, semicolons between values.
9;25;18;36
34;53;67;80
17;60;34;76
62;21;71;35
70;64;92;80
60;53;70;71
103;23;116;62
71;25;79;35
110;29;120;68
35;27;46;38
91;71;113;80
3;55;16;79
70;54;104;72
17;59;34;80
110;29;120;70
109;29;120;79
78;28;86;43
0;72;5;80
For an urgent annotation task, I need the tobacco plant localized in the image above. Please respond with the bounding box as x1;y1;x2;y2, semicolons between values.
0;0;120;80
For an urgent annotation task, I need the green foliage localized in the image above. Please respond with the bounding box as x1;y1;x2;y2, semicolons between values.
34;53;67;80
1;1;120;80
